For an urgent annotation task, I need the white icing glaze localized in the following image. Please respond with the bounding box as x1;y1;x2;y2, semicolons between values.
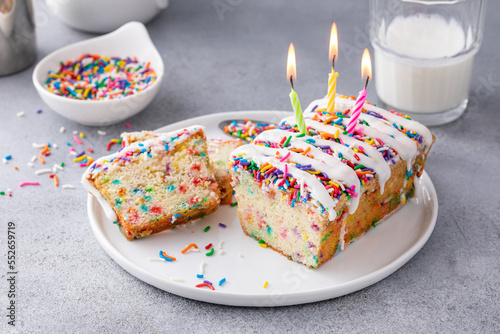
281;117;392;194
306;96;433;149
231;144;340;220
83;125;204;179
254;129;361;212
233;95;432;221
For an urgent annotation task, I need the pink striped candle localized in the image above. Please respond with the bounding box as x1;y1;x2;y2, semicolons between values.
347;48;372;135
346;87;367;134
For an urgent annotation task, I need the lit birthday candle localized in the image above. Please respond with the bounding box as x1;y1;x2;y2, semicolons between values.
347;48;372;135
287;43;306;134
327;22;339;115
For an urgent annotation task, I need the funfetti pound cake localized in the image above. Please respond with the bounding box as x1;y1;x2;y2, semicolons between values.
207;138;244;204
122;131;244;205
82;126;220;241
229;96;435;269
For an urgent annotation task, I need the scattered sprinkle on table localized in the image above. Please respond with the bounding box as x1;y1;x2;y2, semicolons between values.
218;278;226;286
17;111;24;117
35;168;53;175
49;174;59;187
263;281;269;288
204;226;211;232
19;181;40;187
230;201;238;207
44;54;157;101
219;223;226;228
206;248;215;256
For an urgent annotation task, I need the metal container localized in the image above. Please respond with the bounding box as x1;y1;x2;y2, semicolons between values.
0;0;36;76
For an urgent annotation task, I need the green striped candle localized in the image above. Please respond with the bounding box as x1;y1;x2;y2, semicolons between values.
287;43;306;135
289;87;306;134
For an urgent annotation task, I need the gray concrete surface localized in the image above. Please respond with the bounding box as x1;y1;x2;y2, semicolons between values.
1;0;499;333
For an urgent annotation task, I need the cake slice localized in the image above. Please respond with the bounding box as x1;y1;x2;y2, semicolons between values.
207;138;244;204
82;125;220;241
122;131;244;205
229;96;435;268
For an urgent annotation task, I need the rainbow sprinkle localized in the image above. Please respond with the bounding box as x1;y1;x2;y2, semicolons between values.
224;119;276;141
44;54;157;101
230;99;426;213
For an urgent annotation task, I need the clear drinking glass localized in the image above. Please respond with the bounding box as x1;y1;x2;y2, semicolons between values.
369;0;486;126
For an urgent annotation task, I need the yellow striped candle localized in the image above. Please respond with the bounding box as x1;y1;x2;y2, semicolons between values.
327;22;339;114
327;70;338;114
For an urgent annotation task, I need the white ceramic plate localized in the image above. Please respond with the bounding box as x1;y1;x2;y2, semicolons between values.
87;110;439;307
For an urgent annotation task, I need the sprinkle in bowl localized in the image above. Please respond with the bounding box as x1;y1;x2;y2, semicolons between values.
32;21;164;126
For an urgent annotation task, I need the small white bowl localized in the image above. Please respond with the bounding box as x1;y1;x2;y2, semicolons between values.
32;21;164;126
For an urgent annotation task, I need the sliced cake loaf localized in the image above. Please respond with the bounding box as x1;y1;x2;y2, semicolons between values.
82;126;220;241
229;96;434;268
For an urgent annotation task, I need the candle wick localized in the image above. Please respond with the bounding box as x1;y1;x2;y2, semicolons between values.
290;75;294;90
364;75;370;89
331;54;336;71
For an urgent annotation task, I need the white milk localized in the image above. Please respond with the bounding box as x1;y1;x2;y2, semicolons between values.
374;14;475;114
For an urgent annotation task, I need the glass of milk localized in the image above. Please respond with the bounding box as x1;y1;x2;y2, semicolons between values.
369;0;486;125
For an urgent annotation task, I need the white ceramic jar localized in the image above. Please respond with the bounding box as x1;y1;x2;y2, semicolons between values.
47;0;169;33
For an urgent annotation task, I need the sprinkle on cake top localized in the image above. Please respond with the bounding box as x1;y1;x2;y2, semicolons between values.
85;126;204;178
230;96;433;220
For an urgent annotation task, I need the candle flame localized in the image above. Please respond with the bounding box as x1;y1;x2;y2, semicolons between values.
287;43;296;82
361;48;372;82
329;22;338;64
